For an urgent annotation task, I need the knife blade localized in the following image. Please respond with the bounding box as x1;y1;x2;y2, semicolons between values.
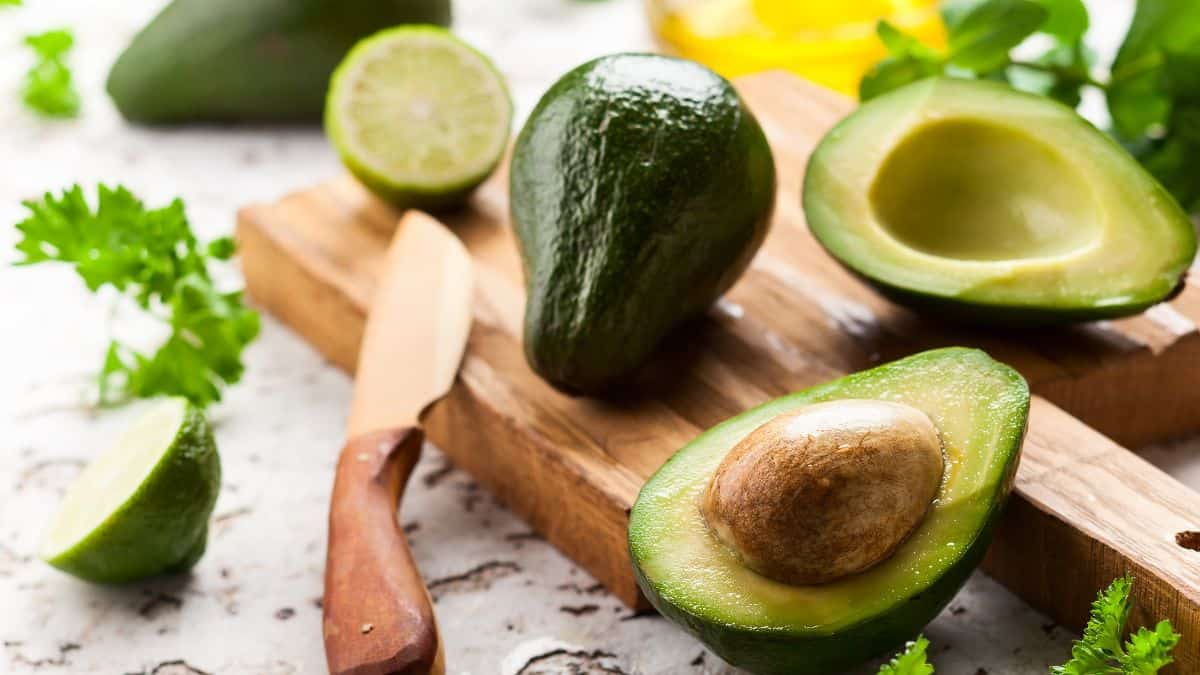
323;210;473;675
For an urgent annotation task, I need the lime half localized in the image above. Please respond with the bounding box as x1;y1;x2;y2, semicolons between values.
41;398;221;584
326;26;513;209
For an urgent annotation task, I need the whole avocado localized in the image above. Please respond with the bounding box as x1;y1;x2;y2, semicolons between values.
510;54;776;395
107;0;451;124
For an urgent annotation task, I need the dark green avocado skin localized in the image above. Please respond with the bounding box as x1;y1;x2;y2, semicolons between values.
510;54;776;395
847;269;1188;326
634;514;998;674
107;0;450;124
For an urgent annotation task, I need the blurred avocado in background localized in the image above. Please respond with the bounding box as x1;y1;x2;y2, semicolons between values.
108;0;451;124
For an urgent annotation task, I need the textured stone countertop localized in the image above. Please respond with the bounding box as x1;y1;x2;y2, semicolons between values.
2;1;1197;673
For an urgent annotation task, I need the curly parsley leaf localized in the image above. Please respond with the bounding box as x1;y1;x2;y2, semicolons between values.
22;28;80;118
1051;575;1180;675
15;185;260;407
1123;622;1182;674
878;636;935;675
873;577;1179;675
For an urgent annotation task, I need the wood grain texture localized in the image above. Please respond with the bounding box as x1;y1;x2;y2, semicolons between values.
987;400;1200;666
324;427;443;675
238;71;1200;668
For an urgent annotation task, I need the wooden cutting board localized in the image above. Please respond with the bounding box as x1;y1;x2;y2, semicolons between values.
237;71;1200;668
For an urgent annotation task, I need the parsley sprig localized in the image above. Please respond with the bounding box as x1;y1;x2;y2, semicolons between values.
1051;575;1180;674
861;0;1200;212
878;635;935;675
22;28;80;118
875;576;1179;674
14;185;260;407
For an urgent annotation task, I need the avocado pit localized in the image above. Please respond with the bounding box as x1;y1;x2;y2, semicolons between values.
701;399;944;585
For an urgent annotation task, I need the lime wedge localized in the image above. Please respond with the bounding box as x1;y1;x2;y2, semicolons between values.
41;398;221;583
325;26;513;209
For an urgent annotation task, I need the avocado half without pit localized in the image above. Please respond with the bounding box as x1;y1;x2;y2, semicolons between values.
803;77;1197;323
629;348;1030;674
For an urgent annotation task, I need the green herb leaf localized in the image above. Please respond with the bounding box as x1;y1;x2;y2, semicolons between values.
15;185;260;407
877;21;940;61
940;0;988;32
1132;135;1193;211
207;237;237;261
948;0;1048;71
860;55;941;101
1111;3;1200;210
22;28;80;118
1051;575;1180;675
1083;575;1132;657
861;21;946;100
1;0;23;7
1109;0;1200;139
878;635;934;675
26;29;73;59
1031;0;1088;44
1122;621;1181;674
871;579;1178;675
1010;0;1091;107
1007;42;1094;107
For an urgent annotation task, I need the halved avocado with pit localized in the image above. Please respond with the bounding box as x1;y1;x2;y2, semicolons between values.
628;348;1029;674
803;77;1197;323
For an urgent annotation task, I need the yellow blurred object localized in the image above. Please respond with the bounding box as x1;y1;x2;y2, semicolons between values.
647;0;946;96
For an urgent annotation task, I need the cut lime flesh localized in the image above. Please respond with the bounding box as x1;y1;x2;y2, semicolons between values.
42;400;186;556
41;398;220;583
326;26;512;208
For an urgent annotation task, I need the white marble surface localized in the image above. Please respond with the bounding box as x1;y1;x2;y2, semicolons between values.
1;1;1196;673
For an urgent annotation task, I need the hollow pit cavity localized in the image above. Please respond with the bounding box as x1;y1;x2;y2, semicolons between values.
870;118;1101;262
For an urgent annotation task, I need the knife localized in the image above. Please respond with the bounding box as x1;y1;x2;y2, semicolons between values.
322;210;473;675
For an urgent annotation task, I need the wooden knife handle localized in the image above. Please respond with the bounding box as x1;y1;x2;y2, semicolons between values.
323;426;443;675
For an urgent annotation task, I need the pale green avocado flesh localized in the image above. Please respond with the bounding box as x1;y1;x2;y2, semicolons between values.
629;348;1029;674
803;77;1197;323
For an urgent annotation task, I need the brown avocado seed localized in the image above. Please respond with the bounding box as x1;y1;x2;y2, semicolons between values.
701;399;944;586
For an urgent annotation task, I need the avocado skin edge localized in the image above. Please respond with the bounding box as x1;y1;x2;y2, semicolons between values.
107;0;451;124
510;54;776;395
633;516;1002;674
834;263;1189;326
